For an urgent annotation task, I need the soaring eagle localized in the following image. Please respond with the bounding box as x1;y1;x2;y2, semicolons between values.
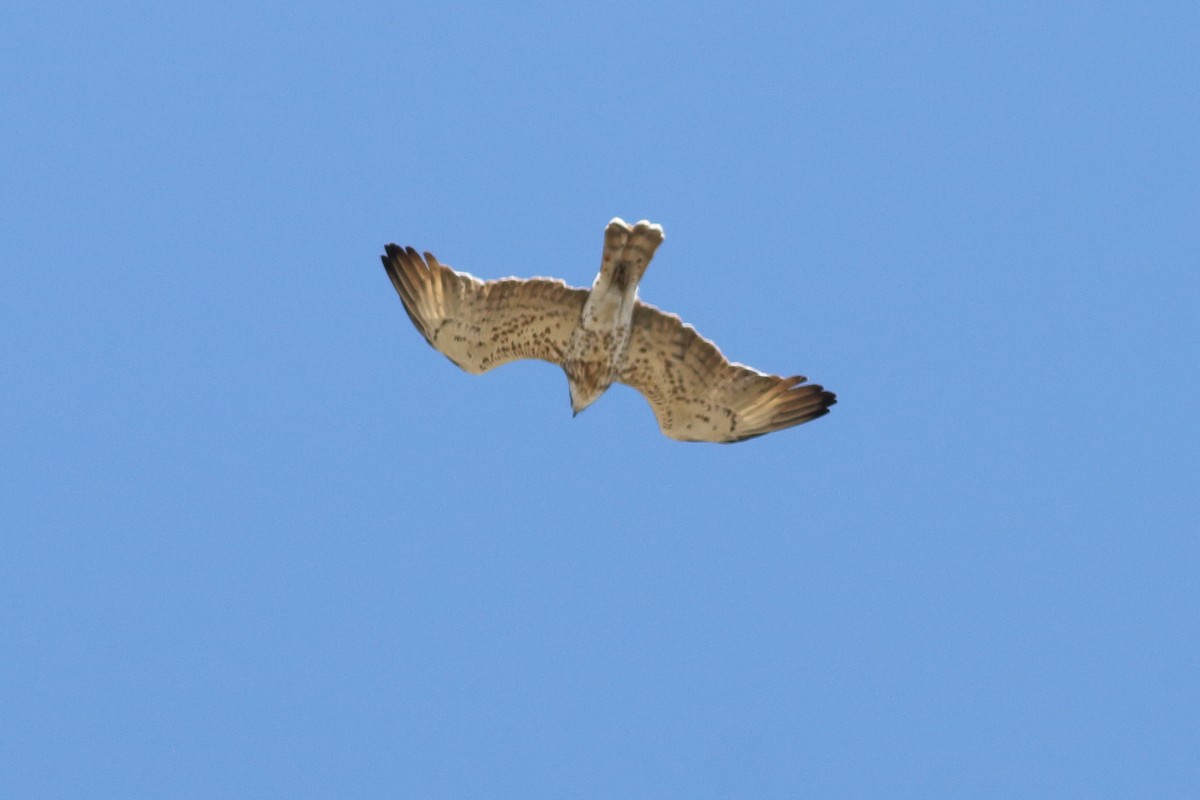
382;218;835;442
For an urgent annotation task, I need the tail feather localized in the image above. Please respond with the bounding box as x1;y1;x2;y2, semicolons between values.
599;217;664;290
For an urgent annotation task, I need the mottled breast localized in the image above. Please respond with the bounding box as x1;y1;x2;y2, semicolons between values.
564;327;630;389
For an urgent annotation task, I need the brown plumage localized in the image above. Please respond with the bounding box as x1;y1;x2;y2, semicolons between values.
381;218;836;442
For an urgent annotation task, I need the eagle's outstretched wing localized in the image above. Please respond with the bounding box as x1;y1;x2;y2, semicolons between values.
382;244;588;374
617;302;836;443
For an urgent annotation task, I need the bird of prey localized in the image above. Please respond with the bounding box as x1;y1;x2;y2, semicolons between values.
381;218;835;442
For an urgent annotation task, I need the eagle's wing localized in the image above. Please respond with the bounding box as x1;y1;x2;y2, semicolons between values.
382;244;588;374
617;301;836;443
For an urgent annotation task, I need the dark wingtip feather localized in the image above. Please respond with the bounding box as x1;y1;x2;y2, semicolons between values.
380;243;434;344
733;382;837;443
380;245;402;287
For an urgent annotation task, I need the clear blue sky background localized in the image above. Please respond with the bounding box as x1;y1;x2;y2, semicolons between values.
3;2;1197;797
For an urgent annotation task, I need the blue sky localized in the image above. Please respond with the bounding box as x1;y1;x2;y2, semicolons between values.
3;2;1197;797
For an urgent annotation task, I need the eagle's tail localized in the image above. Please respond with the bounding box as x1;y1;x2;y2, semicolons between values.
599;217;664;291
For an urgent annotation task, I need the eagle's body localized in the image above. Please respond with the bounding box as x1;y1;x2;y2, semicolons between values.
382;218;835;442
563;219;661;414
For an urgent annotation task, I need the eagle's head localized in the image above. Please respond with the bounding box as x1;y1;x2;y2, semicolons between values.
565;362;609;417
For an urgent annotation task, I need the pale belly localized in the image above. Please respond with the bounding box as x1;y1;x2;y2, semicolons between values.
563;287;635;388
